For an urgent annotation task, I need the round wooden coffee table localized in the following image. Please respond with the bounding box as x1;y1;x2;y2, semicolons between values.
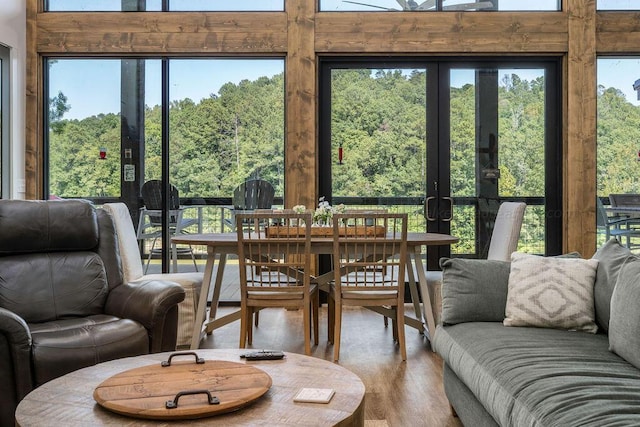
15;349;365;426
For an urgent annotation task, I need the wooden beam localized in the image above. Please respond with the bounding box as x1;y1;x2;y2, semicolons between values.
597;12;640;53
285;0;316;209
315;12;568;53
566;0;597;256
25;0;40;199
36;12;288;54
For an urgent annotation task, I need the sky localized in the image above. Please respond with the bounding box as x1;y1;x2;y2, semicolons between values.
49;59;285;120
46;0;640;119
50;57;640;121
598;58;640;106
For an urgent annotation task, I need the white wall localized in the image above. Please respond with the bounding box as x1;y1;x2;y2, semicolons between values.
0;0;25;199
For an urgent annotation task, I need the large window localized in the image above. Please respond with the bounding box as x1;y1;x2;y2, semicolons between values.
45;0;283;12
598;0;639;10
596;57;640;247
320;0;560;11
0;44;8;198
46;57;284;230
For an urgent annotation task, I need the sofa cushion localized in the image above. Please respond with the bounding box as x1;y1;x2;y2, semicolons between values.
29;314;148;386
609;255;640;369
0;252;109;323
433;322;640;426
592;238;634;332
504;253;598;333
440;258;511;325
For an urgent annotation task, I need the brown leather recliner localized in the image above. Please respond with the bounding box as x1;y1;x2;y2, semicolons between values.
0;199;185;427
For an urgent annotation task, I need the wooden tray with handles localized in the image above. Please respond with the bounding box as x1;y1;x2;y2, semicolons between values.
93;352;272;420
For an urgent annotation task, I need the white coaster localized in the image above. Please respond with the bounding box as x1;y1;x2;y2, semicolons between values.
293;388;335;404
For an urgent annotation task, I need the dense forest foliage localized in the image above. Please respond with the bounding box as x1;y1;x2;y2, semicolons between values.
48;69;635;254
49;74;285;199
597;85;640;195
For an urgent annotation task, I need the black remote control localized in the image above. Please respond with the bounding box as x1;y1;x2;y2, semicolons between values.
240;350;285;360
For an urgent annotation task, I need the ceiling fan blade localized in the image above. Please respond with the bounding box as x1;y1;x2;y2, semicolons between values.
416;0;437;10
395;0;409;9
443;1;495;11
342;0;400;10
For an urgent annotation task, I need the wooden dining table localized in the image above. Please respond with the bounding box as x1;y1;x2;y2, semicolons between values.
172;231;458;350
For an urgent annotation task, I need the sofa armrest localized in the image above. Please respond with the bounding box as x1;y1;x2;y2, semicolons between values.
105;280;185;352
440;258;511;325
0;307;34;400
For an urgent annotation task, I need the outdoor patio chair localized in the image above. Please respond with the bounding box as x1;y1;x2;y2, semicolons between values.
137;179;198;272
223;179;275;231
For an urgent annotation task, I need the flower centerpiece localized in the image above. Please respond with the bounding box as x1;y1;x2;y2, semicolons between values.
290;197;345;226
291;204;307;226
313;196;345;226
292;205;307;214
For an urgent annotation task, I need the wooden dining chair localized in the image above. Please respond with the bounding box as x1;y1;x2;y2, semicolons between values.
236;211;318;355
328;212;408;362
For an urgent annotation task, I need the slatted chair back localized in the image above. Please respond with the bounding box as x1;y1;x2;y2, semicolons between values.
140;179;182;225
329;212;408;361
233;179;275;211
235;211;318;355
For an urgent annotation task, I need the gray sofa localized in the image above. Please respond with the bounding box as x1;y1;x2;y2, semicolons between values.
433;238;640;426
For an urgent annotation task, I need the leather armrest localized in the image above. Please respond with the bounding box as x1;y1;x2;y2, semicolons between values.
105;280;185;328
105;280;185;351
0;307;34;400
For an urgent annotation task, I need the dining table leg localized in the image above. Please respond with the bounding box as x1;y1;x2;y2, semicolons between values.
191;246;216;350
405;257;423;326
207;253;227;328
411;248;436;346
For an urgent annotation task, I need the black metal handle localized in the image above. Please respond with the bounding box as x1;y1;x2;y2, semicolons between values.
165;389;220;409
161;351;204;367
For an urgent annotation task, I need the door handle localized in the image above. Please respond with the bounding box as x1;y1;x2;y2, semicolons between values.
425;196;437;222
442;197;454;222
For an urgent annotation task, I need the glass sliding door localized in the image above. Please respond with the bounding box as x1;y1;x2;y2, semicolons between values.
446;66;556;257
46;57;285;272
325;66;429;232
320;58;561;270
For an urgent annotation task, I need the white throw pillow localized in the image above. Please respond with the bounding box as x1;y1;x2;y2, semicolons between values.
504;252;599;333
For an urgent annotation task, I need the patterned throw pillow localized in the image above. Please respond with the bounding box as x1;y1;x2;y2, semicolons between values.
504;252;599;333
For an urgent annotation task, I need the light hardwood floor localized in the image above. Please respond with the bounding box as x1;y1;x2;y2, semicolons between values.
197;304;464;427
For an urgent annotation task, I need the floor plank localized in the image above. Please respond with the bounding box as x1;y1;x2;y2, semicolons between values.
198;305;463;427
